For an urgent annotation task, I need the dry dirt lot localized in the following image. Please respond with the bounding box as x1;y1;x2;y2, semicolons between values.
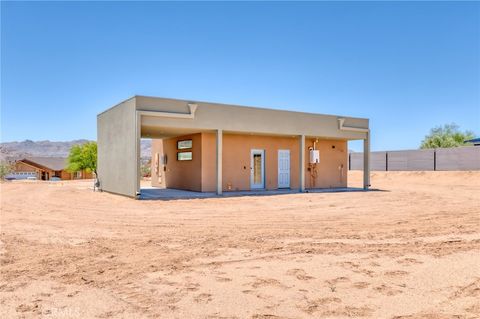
1;171;479;319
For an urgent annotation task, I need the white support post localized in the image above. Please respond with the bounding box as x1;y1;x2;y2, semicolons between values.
216;129;223;195
299;134;305;192
363;130;370;190
135;112;141;199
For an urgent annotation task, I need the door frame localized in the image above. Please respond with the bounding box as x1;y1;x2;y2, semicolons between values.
278;149;291;188
250;149;265;189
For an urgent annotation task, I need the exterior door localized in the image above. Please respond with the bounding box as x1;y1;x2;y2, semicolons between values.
250;149;265;189
278;149;290;188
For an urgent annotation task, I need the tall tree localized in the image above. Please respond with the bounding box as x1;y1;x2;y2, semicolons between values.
67;142;97;176
420;123;475;149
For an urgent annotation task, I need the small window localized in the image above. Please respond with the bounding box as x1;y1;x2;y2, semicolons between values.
177;151;193;161
177;140;192;149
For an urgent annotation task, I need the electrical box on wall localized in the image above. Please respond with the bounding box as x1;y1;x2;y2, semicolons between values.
309;150;320;164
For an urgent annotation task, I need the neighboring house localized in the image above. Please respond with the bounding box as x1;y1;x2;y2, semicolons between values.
465;138;480;146
97;96;370;198
9;157;93;180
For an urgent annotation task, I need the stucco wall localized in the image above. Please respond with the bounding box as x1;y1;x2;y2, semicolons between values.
219;134;301;191
97;98;138;197
138;96;368;141
151;139;166;188
151;133;348;192
201;133;217;192
161;133;203;191
304;139;348;188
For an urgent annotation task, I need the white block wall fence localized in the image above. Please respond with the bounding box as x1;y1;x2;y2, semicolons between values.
349;146;480;171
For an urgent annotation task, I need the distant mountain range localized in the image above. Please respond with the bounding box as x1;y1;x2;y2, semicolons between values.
0;139;152;162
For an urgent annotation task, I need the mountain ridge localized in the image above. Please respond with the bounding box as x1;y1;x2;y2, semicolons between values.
0;139;152;161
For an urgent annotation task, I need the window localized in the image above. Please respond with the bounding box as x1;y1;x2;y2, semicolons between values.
177;152;192;161
177;140;192;149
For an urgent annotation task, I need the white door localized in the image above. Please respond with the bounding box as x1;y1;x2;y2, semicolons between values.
250;149;265;189
278;149;290;188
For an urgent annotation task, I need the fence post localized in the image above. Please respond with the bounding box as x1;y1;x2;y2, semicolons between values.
385;152;388;171
433;149;436;171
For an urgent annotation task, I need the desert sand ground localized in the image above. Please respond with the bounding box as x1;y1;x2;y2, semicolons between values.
1;171;479;319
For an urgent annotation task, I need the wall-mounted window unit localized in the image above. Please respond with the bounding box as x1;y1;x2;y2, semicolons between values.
177;140;192;149
177;151;193;161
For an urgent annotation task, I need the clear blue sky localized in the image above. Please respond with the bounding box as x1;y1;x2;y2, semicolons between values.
1;1;479;151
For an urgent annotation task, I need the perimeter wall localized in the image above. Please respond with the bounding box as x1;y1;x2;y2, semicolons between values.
349;146;480;171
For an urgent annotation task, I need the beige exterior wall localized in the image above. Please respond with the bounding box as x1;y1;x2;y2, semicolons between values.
151;133;347;192
162;133;202;191
217;134;301;191
304;138;348;188
138;96;368;141
151;140;166;188
97;98;138;197
201;133;217;192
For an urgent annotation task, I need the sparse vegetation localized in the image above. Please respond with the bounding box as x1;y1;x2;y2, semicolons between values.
141;159;151;178
420;123;474;149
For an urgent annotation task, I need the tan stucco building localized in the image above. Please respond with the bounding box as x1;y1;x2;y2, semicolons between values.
97;96;370;198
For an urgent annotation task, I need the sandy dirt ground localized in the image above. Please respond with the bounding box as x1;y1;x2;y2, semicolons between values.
1;171;479;319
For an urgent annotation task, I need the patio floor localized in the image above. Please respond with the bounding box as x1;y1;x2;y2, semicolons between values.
139;187;368;200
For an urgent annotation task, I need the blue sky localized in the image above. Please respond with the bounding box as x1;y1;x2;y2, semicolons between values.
1;1;479;151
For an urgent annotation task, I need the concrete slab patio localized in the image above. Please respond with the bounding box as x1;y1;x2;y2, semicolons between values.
139;187;368;200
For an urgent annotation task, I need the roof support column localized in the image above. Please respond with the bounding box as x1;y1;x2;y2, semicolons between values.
363;131;370;190
299;134;305;192
135;112;141;198
216;129;223;195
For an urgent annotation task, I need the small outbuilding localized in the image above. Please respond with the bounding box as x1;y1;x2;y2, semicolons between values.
97;96;370;198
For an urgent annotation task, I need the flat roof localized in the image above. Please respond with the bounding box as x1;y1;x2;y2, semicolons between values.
99;95;369;141
134;95;368;121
